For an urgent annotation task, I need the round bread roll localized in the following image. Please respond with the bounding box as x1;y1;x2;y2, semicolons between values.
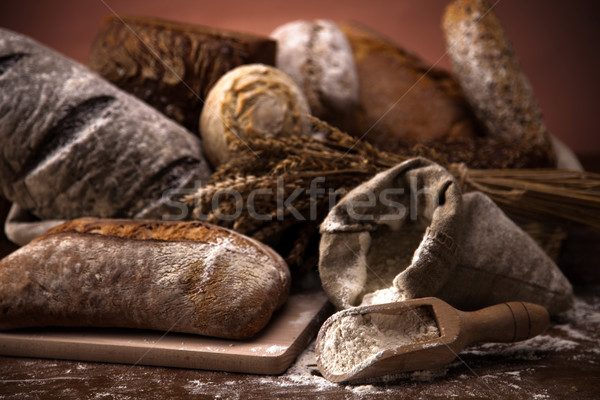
271;19;359;120
200;64;311;167
443;0;551;145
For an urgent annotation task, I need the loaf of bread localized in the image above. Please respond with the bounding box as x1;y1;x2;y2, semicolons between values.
88;15;277;134
200;64;311;167
0;218;291;339
335;21;482;147
0;28;211;221
271;19;359;121
442;0;552;146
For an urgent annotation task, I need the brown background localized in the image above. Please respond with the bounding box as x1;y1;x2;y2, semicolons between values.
1;0;599;154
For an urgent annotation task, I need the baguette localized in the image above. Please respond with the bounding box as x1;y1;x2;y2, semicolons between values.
0;28;211;221
0;218;291;339
442;0;552;146
88;15;276;134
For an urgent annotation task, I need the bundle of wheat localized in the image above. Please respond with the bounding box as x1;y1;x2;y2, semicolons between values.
185;117;600;267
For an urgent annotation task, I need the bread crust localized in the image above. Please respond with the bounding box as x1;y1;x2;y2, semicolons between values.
0;28;211;221
88;15;276;133
200;64;311;167
271;20;359;120
0;218;291;339
442;0;551;145
336;21;482;147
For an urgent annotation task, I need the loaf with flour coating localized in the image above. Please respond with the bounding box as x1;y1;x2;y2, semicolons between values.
443;0;551;145
271;19;359;121
0;28;211;221
0;218;291;339
200;64;311;167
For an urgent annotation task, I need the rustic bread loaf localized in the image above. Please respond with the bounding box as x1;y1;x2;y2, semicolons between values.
0;28;211;221
271;19;359;121
442;0;552;147
200;64;311;167
335;21;482;147
0;218;291;339
88;15;276;134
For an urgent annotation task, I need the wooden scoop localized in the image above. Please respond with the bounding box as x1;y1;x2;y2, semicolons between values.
315;297;549;383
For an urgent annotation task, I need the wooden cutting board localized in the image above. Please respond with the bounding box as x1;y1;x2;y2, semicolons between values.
0;290;332;375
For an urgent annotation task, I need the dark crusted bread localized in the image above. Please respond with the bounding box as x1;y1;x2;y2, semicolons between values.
336;21;555;169
0;218;291;339
88;15;276;134
0;28;211;221
335;21;483;147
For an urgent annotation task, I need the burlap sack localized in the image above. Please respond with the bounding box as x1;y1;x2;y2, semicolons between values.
319;158;573;315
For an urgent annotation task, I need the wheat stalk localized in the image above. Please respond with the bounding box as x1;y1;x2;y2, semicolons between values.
184;117;600;267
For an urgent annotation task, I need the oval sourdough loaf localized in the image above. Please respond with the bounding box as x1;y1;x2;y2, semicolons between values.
0;218;291;339
271;19;359;120
335;21;481;147
0;28;211;221
88;15;276;134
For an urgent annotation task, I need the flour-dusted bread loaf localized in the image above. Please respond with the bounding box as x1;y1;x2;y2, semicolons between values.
88;16;276;133
200;64;311;167
0;218;291;339
271;19;359;120
443;0;552;148
336;21;481;147
0;28;211;221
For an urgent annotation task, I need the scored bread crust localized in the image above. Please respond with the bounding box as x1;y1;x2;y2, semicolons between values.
271;19;359;120
0;218;291;339
0;28;212;221
200;64;311;167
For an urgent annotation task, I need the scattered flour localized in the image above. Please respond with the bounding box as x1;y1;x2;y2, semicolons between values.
266;345;287;354
554;324;594;341
348;384;377;393
463;334;580;360
318;307;439;375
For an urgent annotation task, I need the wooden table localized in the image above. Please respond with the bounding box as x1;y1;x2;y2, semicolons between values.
1;220;599;399
1;157;600;399
0;285;599;399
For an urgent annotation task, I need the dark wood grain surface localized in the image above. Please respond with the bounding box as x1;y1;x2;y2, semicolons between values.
1;165;599;400
1;212;600;398
0;285;598;399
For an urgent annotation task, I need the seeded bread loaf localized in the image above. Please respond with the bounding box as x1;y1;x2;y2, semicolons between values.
88;15;276;133
0;28;211;221
442;0;552;146
0;218;291;339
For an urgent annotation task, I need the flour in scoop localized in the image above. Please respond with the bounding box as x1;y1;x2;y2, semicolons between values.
319;307;439;375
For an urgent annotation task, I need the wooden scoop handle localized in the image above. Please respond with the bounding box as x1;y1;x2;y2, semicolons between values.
460;301;550;345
